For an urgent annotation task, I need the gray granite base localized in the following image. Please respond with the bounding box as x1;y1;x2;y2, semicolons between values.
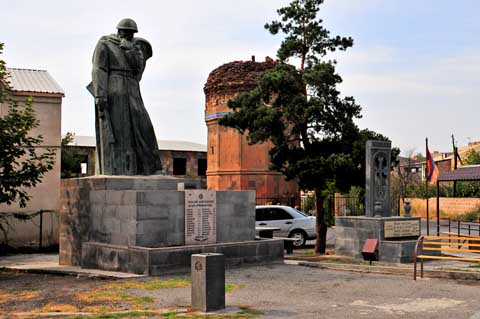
60;176;255;267
335;216;421;263
81;239;284;275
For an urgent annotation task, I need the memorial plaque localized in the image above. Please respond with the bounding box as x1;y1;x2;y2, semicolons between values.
185;190;216;245
384;220;420;238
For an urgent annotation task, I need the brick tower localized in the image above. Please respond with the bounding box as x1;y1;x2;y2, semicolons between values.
204;57;298;200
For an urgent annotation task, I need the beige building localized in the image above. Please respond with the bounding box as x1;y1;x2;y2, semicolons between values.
0;68;64;248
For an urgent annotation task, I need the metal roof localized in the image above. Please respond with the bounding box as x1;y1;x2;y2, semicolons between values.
437;165;480;182
67;135;207;152
158;140;207;152
5;68;64;95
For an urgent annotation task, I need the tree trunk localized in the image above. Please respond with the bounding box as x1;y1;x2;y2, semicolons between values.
314;188;327;254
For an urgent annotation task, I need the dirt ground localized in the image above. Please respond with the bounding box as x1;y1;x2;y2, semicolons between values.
1;263;480;319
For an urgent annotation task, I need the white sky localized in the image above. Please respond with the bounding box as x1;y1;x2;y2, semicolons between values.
2;0;479;155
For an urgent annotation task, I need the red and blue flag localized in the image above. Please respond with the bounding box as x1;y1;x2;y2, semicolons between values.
426;146;439;184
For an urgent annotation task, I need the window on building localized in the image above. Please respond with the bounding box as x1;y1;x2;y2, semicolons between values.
198;158;207;176
173;158;187;175
81;162;88;175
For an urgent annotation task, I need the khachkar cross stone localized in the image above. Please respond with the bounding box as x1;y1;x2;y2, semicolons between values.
365;140;392;217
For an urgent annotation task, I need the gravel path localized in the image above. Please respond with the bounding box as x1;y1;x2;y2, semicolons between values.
1;263;479;318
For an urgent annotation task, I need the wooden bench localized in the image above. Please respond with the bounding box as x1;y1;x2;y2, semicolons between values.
440;232;480;251
413;235;480;280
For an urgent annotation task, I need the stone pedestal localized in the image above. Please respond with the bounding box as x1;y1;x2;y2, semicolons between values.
191;253;225;312
335;216;421;263
60;175;283;272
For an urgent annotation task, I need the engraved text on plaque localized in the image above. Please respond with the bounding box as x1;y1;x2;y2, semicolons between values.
384;220;420;238
185;190;216;245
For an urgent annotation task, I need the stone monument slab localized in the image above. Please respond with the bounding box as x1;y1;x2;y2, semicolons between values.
335;140;420;263
185;190;217;245
366;140;391;217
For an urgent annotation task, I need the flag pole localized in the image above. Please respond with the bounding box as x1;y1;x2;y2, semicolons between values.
452;134;458;197
425;137;429;235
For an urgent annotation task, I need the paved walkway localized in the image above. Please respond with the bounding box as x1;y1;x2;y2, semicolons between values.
0;253;144;278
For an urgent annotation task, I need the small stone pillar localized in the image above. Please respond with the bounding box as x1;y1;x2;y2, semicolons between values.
191;253;225;312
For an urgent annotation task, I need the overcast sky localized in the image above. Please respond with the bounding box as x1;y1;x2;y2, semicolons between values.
2;0;479;155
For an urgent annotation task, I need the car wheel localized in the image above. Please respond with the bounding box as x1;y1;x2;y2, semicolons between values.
289;230;307;248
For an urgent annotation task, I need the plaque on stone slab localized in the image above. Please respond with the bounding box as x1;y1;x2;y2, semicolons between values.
185;190;217;245
384;220;420;238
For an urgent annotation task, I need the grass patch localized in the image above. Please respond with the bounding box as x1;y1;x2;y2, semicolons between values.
76;290;153;309
81;305;116;313
75;277;191;312
225;284;244;293
163;307;262;318
103;277;191;291
66;310;159;319
37;302;79;313
469;263;480;269
0;289;41;303
61;307;262;319
299;249;314;255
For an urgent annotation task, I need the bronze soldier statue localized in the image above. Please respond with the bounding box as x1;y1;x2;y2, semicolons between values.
88;18;162;175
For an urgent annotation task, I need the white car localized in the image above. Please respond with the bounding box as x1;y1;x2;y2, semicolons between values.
255;205;316;247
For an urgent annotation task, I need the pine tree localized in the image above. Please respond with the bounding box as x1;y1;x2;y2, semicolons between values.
220;0;394;253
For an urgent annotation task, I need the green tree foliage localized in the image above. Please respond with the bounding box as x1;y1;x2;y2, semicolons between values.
61;132;84;178
0;42;56;242
220;0;396;253
464;149;480;165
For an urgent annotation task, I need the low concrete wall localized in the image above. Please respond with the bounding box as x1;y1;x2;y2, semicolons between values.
1;211;59;248
81;239;284;275
402;198;480;219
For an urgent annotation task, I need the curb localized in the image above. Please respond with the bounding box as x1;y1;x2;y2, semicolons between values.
285;260;480;281
0;266;144;279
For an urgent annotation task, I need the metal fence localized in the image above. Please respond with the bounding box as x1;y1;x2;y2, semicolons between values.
333;196;364;216
256;194;401;220
438;218;480;237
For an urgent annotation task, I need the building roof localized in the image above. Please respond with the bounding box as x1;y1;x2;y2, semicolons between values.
204;58;276;95
67;135;207;152
437;165;480;182
157;140;207;152
5;68;64;96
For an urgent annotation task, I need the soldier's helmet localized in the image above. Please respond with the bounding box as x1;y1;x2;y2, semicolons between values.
117;18;138;33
